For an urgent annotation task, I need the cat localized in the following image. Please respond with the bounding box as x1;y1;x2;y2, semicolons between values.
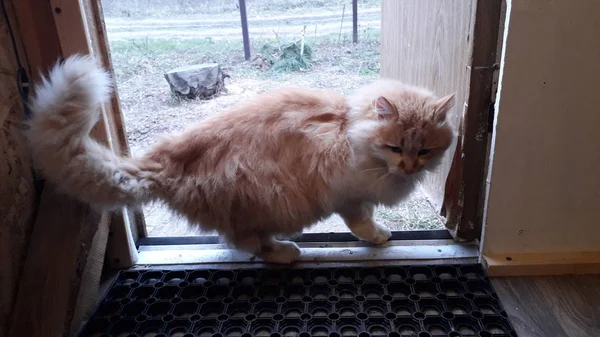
26;54;455;264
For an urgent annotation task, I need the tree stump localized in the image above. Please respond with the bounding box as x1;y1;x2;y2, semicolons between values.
164;63;227;99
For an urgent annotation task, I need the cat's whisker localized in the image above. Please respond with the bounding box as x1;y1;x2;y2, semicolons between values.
373;171;391;186
359;167;387;174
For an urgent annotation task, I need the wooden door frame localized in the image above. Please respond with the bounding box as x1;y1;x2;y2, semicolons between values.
11;0;505;259
4;0;144;336
20;0;505;250
441;0;504;242
7;1;140;335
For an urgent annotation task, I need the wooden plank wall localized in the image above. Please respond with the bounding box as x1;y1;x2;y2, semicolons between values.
0;1;37;335
380;0;476;209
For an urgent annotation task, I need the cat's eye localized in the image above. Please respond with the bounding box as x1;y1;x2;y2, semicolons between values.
418;149;431;156
387;146;402;153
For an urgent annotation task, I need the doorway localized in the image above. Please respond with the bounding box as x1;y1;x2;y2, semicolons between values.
80;0;503;257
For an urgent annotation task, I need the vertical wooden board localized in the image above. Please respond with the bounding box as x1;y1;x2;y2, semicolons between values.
10;0;62;79
5;2;115;335
482;0;600;254
8;189;101;337
0;99;36;337
454;0;502;240
69;213;110;337
0;1;37;335
49;0;92;55
81;0;130;156
80;0;146;262
105;208;139;269
49;0;115;149
380;0;475;209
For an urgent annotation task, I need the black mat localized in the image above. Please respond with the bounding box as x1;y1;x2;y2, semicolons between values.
79;264;518;337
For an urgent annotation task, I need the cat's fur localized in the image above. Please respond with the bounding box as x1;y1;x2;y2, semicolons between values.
27;54;455;263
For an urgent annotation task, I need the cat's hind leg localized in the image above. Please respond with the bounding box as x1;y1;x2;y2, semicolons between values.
259;237;301;264
338;202;392;245
229;233;301;264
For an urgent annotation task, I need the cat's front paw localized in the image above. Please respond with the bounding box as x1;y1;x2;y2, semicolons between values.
368;223;392;245
260;240;301;264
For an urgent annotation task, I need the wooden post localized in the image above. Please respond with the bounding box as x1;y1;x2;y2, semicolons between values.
239;0;251;61
445;0;503;241
352;0;358;43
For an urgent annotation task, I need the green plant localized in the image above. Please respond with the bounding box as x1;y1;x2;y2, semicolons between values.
271;41;314;72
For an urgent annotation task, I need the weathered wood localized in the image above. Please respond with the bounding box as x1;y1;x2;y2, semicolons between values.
50;0;113;148
50;0;91;55
8;188;103;337
0;1;37;335
440;133;463;234
7;1;138;335
81;0;147;264
380;0;476;233
105;208;139;269
10;0;62;80
49;0;142;270
381;0;503;242
70;213;110;337
447;0;502;241
81;0;130;156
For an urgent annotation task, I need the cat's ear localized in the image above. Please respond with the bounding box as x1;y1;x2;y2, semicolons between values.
373;96;397;120
432;93;456;125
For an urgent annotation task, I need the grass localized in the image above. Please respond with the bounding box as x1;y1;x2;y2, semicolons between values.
109;37;247;81
375;202;444;231
108;28;381;88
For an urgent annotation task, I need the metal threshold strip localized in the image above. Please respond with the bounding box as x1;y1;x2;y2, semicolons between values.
137;230;453;247
136;238;478;265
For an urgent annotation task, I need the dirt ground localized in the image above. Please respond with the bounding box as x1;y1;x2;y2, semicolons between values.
101;0;444;236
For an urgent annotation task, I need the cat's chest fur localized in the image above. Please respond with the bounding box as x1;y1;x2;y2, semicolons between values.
334;164;418;207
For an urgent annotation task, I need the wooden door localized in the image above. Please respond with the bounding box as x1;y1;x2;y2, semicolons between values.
380;0;503;241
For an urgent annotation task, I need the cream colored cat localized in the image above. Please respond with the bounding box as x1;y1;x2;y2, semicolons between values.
27;55;455;263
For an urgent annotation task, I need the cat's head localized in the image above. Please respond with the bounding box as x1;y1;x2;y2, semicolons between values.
367;91;455;176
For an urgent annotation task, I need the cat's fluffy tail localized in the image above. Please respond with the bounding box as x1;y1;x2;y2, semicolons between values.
27;54;162;209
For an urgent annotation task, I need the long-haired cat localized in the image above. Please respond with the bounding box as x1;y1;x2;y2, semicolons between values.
27;55;455;263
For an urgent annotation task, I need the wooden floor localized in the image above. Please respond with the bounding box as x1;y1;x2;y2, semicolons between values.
492;275;600;337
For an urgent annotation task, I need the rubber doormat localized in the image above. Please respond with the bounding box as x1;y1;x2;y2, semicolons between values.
79;264;518;337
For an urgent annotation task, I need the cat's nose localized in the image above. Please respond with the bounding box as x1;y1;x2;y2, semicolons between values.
401;160;418;174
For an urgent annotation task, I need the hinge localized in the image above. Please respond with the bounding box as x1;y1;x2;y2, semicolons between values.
487;63;501;134
487;102;495;134
17;68;32;117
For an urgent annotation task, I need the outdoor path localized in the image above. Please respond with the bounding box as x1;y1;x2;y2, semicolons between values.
105;8;381;40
